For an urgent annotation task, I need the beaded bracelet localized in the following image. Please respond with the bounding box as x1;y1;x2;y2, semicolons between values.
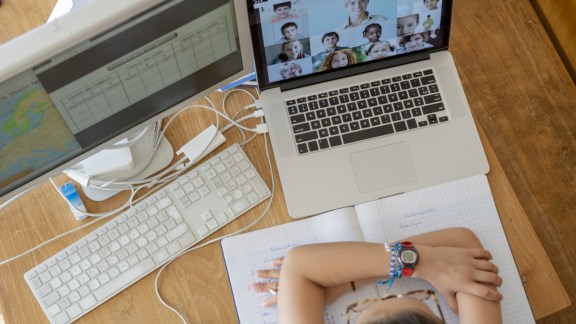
376;242;403;290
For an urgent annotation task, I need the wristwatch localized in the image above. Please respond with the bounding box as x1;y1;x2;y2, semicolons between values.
398;242;419;277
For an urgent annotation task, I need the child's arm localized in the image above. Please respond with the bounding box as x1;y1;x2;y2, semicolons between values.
270;227;502;324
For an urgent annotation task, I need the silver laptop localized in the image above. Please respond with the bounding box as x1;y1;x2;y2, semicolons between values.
245;0;488;218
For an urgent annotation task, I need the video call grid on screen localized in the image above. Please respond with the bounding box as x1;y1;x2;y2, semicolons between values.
250;0;445;84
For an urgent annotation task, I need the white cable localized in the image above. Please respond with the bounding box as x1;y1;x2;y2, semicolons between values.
110;124;155;149
154;125;275;323
0;185;37;211
83;104;253;191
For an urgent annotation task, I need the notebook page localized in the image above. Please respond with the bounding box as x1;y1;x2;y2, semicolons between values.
354;175;535;324
221;207;380;324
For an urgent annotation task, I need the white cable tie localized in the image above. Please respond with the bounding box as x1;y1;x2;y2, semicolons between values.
256;123;269;134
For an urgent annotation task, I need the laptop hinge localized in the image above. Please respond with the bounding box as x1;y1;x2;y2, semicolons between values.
278;52;432;92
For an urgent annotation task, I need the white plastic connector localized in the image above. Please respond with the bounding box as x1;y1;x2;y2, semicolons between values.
253;110;265;118
256;123;269;134
176;125;226;163
253;99;263;109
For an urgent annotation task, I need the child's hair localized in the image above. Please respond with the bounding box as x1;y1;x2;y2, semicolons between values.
344;0;368;6
366;40;394;55
322;32;340;42
281;22;298;33
320;49;357;71
399;13;420;24
363;23;382;36
274;1;292;11
399;32;430;47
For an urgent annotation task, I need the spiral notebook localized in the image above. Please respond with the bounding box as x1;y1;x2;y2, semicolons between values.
221;175;534;323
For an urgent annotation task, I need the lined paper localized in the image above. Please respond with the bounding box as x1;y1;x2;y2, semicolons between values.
221;175;534;323
355;175;534;323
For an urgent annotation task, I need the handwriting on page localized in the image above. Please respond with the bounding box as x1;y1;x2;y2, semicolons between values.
222;208;365;323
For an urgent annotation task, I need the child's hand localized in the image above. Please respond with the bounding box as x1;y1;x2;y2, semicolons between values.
250;257;284;307
414;245;503;313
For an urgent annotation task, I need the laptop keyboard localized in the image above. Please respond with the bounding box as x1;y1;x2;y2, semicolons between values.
286;69;449;155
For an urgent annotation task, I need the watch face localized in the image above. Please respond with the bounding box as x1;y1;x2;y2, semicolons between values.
400;250;418;264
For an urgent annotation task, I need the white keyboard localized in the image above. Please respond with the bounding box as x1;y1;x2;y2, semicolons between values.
24;144;271;324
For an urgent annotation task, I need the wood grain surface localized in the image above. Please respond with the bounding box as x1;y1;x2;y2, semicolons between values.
1;0;574;323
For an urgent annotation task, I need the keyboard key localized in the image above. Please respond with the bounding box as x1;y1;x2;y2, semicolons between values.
295;131;318;143
342;125;394;144
422;103;445;114
394;121;408;132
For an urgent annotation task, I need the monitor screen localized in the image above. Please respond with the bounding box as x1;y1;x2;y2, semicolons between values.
0;0;253;202
247;0;451;88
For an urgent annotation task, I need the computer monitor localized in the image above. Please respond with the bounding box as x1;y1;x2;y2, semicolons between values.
0;0;254;203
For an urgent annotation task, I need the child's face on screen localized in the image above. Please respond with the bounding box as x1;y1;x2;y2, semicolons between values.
275;5;291;18
331;52;349;68
397;16;418;36
284;42;302;60
364;26;381;43
406;34;425;51
323;35;338;49
424;0;438;10
282;26;298;40
369;43;391;59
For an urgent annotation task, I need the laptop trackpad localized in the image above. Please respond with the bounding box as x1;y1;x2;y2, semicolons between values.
350;142;418;194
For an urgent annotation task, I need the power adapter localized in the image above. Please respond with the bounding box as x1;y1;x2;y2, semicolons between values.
176;125;226;163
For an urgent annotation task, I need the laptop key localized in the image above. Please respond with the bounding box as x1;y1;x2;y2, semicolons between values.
421;75;436;84
342;124;394;144
424;94;442;104
407;119;418;129
308;141;319;152
287;106;298;115
318;139;329;149
422;103;445;114
297;144;308;154
290;114;305;124
394;121;407;132
329;136;343;147
293;123;311;134
295;131;318;143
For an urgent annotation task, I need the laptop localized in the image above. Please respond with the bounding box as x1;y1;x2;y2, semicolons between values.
245;0;489;218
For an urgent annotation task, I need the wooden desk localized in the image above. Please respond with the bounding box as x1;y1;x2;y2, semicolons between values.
0;0;573;323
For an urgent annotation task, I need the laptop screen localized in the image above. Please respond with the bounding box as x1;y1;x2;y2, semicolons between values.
248;0;451;88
